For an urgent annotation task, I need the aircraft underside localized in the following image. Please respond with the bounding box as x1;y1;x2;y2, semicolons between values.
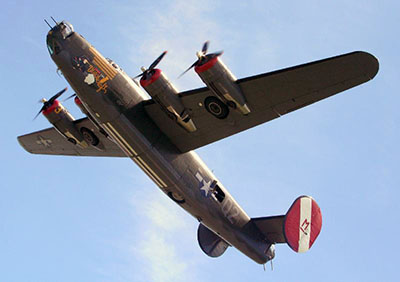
18;19;378;265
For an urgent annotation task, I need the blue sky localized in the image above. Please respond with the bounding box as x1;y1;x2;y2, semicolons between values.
0;1;398;281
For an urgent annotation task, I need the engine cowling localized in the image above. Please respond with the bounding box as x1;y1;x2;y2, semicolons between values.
42;99;88;147
140;69;197;132
195;57;250;116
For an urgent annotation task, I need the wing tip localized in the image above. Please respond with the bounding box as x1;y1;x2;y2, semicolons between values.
17;135;33;154
354;51;379;80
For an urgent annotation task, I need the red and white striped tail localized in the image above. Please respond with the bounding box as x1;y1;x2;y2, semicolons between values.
284;196;322;253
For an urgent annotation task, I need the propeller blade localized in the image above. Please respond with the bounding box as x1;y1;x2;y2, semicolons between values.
133;72;145;79
33;105;46;120
64;93;76;102
207;50;224;59
148;51;167;71
178;60;199;78
48;87;67;104
202;41;209;54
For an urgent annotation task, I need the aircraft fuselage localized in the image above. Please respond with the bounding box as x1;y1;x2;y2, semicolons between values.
47;25;272;263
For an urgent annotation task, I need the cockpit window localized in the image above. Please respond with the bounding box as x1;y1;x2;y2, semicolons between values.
46;36;61;55
47;37;54;55
47;36;56;55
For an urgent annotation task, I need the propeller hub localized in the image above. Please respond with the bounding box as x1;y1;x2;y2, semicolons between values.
179;41;222;78
134;51;167;81
33;87;67;120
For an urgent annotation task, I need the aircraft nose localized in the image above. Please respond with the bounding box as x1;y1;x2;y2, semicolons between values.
46;21;74;57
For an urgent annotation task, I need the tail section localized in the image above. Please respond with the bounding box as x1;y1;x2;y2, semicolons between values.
196;196;322;263
252;196;322;253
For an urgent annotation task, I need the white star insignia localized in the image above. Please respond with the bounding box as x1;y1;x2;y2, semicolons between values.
195;172;213;197
200;179;212;197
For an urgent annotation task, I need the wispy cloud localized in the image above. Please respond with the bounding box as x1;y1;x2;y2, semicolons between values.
119;0;225;90
115;0;279;92
137;233;187;282
105;2;225;280
130;190;198;282
110;1;276;279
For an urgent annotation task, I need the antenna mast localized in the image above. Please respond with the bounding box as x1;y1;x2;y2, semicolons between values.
44;19;52;29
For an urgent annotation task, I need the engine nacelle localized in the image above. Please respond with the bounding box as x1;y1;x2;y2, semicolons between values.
42;99;88;147
140;69;197;133
195;57;250;116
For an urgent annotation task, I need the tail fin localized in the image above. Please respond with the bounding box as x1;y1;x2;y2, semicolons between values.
252;196;322;253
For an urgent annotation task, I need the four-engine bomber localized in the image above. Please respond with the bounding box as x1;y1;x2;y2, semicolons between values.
19;19;379;265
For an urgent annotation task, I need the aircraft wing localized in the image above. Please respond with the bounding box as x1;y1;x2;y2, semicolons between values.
144;51;379;152
18;117;126;157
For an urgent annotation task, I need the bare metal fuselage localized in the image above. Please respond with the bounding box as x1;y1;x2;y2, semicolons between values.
52;31;271;264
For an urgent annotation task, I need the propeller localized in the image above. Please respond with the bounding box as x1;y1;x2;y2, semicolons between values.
64;93;76;102
33;87;67;120
134;51;167;80
179;41;223;78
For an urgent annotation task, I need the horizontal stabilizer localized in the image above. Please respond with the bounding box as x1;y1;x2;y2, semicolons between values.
197;223;230;258
251;215;286;243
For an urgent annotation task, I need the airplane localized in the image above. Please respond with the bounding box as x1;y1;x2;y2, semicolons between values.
18;19;379;265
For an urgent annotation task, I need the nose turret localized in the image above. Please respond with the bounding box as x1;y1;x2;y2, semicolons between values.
47;20;74;39
46;20;74;55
